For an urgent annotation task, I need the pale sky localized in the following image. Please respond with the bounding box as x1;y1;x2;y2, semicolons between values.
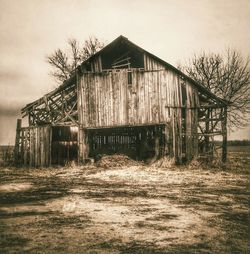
0;0;250;145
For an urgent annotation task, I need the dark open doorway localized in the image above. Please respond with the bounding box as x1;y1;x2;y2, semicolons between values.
87;124;167;161
51;126;78;165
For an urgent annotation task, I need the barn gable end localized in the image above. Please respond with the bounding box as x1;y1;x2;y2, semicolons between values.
16;36;227;167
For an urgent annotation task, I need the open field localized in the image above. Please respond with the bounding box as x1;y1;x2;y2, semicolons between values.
0;146;14;167
0;147;249;253
227;145;250;172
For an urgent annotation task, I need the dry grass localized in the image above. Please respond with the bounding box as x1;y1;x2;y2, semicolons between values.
0;146;249;253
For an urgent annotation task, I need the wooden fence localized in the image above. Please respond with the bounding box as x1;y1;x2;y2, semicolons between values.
14;124;78;167
15;126;51;167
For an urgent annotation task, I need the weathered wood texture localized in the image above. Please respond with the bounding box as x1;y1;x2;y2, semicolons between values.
21;77;78;126
78;63;200;162
15;126;51;167
91;55;102;72
16;125;78;167
78;69;199;126
14;119;22;164
222;107;227;163
144;54;165;71
18;36;228;165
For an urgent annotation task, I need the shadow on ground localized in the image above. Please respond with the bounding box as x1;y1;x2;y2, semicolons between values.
0;165;249;253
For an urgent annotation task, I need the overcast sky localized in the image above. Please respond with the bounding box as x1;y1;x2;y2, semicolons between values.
0;0;250;145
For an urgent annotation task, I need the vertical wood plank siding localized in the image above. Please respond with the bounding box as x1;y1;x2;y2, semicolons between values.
144;54;166;71
18;126;51;167
90;55;102;72
78;59;199;161
79;70;199;127
18;125;78;167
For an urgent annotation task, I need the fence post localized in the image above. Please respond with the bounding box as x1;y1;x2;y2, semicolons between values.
14;119;22;165
222;107;227;163
78;125;89;164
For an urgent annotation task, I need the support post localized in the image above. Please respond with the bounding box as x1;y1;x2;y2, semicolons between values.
205;108;210;155
222;106;227;163
164;124;169;156
135;129;140;160
28;114;31;126
23;129;28;167
139;128;147;160
153;126;160;160
14;119;22;165
78;125;89;164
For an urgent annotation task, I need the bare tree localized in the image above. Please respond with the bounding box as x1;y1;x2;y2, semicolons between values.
185;49;250;129
47;36;105;83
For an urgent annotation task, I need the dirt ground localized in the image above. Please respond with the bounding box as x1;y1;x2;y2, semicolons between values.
0;153;249;253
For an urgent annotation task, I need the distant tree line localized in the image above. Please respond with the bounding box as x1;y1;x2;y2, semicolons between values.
215;140;250;146
0;145;14;166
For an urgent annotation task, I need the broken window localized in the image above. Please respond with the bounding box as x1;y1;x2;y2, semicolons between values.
101;42;144;70
128;71;132;85
112;52;131;69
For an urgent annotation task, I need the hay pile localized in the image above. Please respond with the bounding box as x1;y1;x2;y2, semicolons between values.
150;156;175;168
187;159;204;170
95;154;143;168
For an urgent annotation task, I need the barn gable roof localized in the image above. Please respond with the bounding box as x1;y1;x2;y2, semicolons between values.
80;35;226;105
22;35;226;113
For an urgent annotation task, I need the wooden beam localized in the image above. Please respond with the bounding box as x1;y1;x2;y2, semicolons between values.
14;119;22;165
21;76;76;113
198;132;223;136
200;104;223;109
199;117;223;122
222;107;227;163
78;127;89;164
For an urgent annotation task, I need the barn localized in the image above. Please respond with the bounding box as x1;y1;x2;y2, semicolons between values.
14;35;227;167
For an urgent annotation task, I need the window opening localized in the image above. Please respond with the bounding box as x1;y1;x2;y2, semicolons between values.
128;71;132;85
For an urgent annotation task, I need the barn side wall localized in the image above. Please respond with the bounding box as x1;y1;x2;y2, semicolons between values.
77;67;199;162
15;125;78;167
15;126;52;167
144;54;166;71
78;69;199;126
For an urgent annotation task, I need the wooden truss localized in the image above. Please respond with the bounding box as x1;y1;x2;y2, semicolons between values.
197;89;227;162
21;76;78;126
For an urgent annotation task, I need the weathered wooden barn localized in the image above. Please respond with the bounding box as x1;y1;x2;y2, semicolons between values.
15;36;227;167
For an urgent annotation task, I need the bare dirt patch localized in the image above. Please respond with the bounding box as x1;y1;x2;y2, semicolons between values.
0;183;33;192
0;160;249;253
